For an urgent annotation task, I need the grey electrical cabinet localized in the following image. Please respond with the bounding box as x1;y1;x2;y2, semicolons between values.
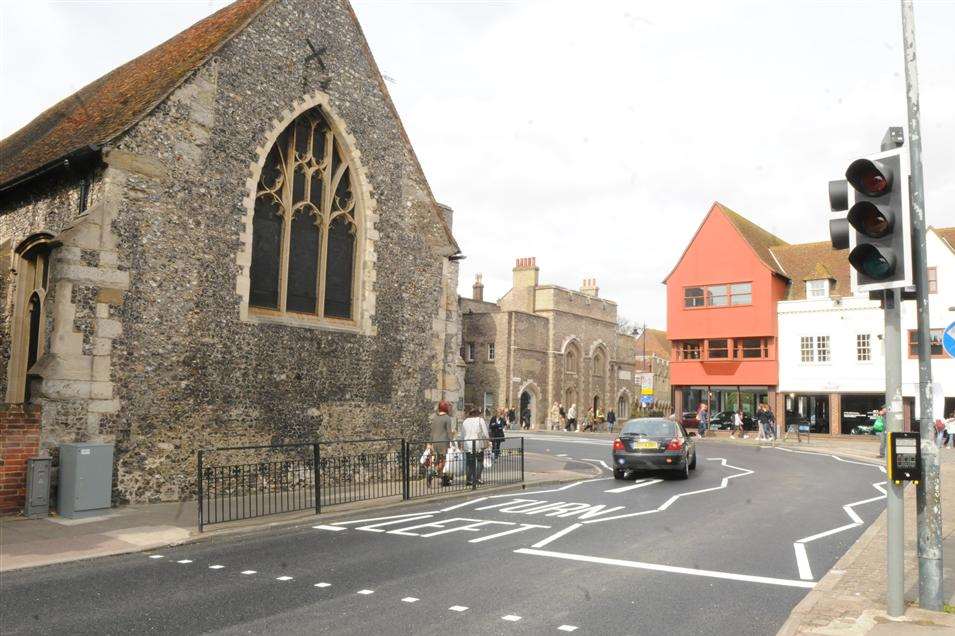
25;457;52;518
57;443;114;518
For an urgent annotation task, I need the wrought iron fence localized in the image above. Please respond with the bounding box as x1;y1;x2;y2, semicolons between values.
197;436;524;531
406;437;525;499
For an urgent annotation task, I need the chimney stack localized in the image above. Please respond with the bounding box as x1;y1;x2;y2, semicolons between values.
472;273;484;301
581;277;599;298
512;257;539;289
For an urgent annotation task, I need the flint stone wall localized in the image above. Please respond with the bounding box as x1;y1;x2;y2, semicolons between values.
0;0;458;504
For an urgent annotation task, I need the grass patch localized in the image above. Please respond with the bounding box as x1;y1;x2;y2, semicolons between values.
943;604;954;614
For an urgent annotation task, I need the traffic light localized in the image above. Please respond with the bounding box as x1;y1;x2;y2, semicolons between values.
828;135;912;292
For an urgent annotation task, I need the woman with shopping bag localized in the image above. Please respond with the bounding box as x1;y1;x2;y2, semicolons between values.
428;401;454;486
460;407;490;486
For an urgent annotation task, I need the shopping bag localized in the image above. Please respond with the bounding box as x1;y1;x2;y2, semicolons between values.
419;445;432;467
483;448;494;469
445;444;466;478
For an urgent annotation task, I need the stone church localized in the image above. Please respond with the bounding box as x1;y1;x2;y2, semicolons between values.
0;0;463;506
461;258;639;428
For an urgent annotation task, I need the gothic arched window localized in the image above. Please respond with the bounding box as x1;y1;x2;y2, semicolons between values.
593;350;606;377
249;107;359;321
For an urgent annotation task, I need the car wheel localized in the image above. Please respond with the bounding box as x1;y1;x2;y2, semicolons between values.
689;451;697;470
679;460;690;480
613;468;626;480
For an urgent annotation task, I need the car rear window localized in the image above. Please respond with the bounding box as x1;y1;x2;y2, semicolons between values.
620;419;678;437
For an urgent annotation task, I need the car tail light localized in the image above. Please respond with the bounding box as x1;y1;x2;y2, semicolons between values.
666;438;684;451
612;438;625;451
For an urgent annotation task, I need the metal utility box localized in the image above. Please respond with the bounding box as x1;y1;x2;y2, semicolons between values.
57;443;114;518
25;457;52;518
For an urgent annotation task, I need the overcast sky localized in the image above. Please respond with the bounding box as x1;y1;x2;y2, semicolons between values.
2;0;954;327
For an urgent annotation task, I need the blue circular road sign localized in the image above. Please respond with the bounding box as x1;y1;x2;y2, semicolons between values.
943;321;955;358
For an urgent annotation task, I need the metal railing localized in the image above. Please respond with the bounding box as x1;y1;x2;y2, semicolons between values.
197;436;524;531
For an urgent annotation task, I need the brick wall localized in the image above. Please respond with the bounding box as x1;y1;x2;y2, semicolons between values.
0;404;42;514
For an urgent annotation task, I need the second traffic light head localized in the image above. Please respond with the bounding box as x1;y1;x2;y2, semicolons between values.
846;158;893;197
847;201;894;238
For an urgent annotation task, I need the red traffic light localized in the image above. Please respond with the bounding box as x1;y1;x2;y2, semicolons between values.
846;159;893;197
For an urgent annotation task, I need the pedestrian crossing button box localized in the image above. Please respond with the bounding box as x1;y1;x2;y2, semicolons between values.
57;443;114;518
887;431;920;484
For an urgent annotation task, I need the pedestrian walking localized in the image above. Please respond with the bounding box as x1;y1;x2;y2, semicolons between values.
944;413;955;449
731;410;743;439
755;403;775;441
607;409;616;434
428;401;454;487
697;403;708;438
520;407;531;430
762;403;777;440
506;407;516;431
488;408;506;458
558;403;567;430
460;407;490;486
548;402;561;431
874;407;886;458
567;403;577;431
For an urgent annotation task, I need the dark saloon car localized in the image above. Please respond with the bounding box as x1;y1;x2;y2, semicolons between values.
612;418;697;480
708;411;756;431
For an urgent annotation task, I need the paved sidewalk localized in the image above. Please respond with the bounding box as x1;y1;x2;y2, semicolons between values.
0;450;596;572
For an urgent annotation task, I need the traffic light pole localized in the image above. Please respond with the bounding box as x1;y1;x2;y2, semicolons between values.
901;0;944;612
884;289;904;618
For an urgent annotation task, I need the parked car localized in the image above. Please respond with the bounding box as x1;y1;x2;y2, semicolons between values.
681;412;698;428
612;418;697;480
709;411;756;431
851;424;877;436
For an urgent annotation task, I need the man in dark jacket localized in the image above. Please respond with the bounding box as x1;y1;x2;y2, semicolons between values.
756;403;776;440
488;409;506;458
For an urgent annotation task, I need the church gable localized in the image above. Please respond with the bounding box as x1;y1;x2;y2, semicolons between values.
0;0;463;504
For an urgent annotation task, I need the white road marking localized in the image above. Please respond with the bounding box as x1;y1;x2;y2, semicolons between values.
241;570;257;575
177;559;193;564
515;548;816;589
791;480;887;581
557;453;569;457
208;565;225;570
605;479;663;493
468;523;550;543
793;543;813;580
449;605;469;612
313;525;347;532
581;457;753;525
314;582;331;588
402;597;419;603
558;626;579;632
440;497;488;512
502;615;522;621
148;555;164;559
334;512;435;526
531;523;583;548
357;589;374;595
356;515;434;532
579;458;612;471
276;576;293;581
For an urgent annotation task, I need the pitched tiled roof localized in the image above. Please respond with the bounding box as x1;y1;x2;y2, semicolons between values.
718;203;789;277
0;0;274;189
635;328;671;358
770;241;851;300
932;226;955;253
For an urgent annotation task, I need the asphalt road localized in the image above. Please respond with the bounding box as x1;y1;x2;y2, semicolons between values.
1;437;887;635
